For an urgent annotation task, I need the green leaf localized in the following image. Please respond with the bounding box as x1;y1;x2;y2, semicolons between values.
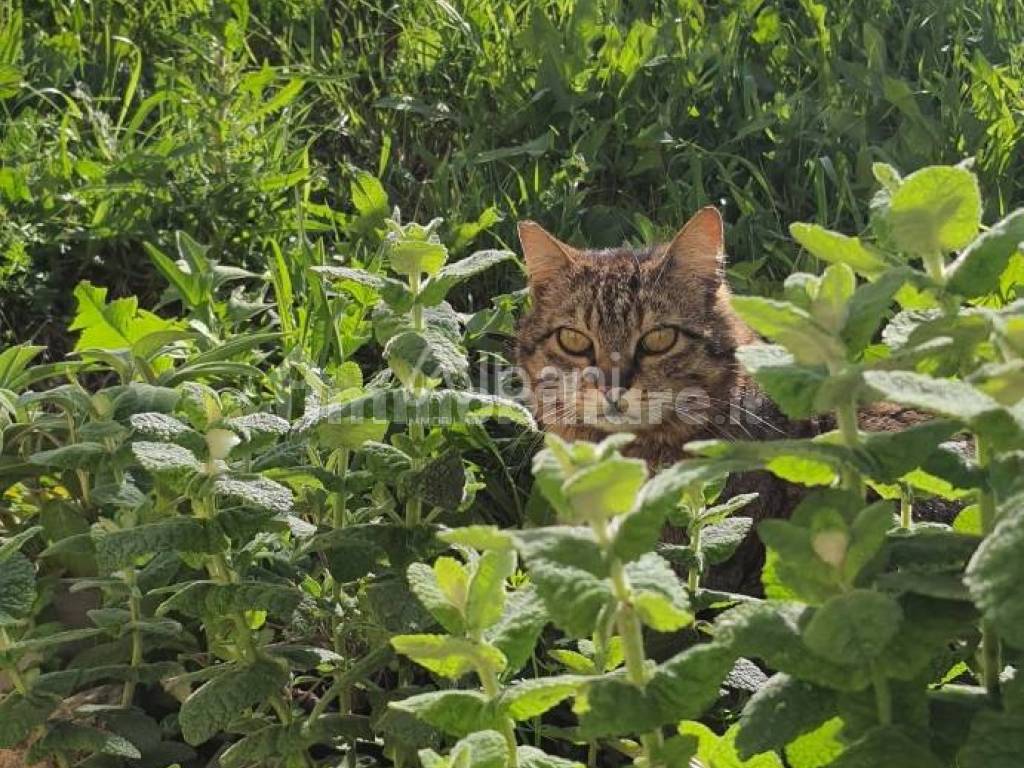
131;441;200;475
218;715;371;768
499;676;581;721
390;239;449;277
829;725;943;767
563;457;648;523
947;209;1024;297
715;602;870;691
627;553;692;631
30;442;109;470
156;581;301;620
965;505;1024;648
404;450;467;510
94;519;220;572
391;690;497;738
736;345;833;419
842;268;913;353
408;560;466;635
887;165;982;255
785;717;845;768
27;722;141;761
864;370;1023;447
735;674;837;759
419;250;514;306
179;659;289;745
0;692;59;748
960;710;1024;768
446;729;509;768
513;528;610;638
391;634;506;679
385;327;469;387
702;517;754;565
680;721;784;767
214;476;294;514
314;265;412;307
516;746;583;768
466;549;516;634
485;586;549;676
0;551;36;624
802;590;902;665
579;643;735;738
790;223;889;277
350;170;389;227
730;297;844;365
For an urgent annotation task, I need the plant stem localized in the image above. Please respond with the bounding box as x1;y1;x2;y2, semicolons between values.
480;665;519;768
975;437;1002;701
121;568;144;706
871;663;892;726
687;525;701;593
899;487;913;529
0;627;28;694
331;447;350;528
835;397;864;497
923;251;946;284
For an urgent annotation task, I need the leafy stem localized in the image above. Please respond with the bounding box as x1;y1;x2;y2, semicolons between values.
479;664;519;768
975;436;1002;701
121;567;144;706
835;395;864;496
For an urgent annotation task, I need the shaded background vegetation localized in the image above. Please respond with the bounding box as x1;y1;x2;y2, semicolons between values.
2;0;1023;351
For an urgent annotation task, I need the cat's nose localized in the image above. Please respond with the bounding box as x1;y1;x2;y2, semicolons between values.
603;387;628;414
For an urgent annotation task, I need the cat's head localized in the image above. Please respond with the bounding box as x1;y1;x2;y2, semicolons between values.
515;207;753;438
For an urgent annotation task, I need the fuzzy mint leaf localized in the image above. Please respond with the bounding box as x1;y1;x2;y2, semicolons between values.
802;590;903;666
965;502;1024;648
419;249;514;306
444;729;509;768
498;676;581;721
730;296;844;365
218;715;371;768
735;673;837;760
0;550;36;625
702;517;754;565
132;441;201;476
829;725;943;768
30;442;109;470
179;659;289;746
156;581;302;621
947;208;1024;298
407;559;467;635
27;722;141;761
390;690;497;738
391;634;507;679
959;709;1024;768
563;456;648;523
886;165;981;256
578;642;735;738
789;223;889;277
485;585;549;676
0;692;59;748
466;548;516;634
214;476;293;514
94;518;222;572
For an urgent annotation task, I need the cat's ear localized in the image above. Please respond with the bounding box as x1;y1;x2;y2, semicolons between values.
518;221;577;284
663;206;725;282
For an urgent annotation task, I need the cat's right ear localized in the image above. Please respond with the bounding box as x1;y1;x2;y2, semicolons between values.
518;221;576;284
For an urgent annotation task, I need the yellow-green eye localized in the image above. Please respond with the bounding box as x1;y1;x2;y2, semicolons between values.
556;327;592;355
640;327;678;354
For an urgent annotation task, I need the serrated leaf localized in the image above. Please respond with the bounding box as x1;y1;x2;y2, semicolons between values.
131;441;200;475
579;643;735;738
0;692;59;748
830;725;943;767
563;457;648;523
702;517;754;565
385;327;469;387
466;549;516;633
94;519;220;572
947;208;1024;298
803;590;902;665
408;560;466;635
730;297;844;365
27;722;141;761
887;165;981;255
447;729;509;768
735;674;837;759
179;659;289;745
157;581;301;620
218;714;371;768
390;690;497;738
499;676;581;721
965;505;1024;648
391;634;506;679
485;586;549;676
790;222;889;277
681;721;784;767
419;250;514;306
785;717;845;768
29;442;109;470
214;476;293;514
0;550;35;624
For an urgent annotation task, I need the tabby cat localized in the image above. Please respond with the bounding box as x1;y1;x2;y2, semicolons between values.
514;208;950;592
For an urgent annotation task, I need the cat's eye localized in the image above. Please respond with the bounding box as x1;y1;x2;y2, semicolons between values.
639;327;678;355
556;327;592;355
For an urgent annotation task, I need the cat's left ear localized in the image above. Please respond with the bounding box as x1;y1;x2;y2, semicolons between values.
663;206;725;282
517;221;577;284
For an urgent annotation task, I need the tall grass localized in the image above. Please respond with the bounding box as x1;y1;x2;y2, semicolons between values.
2;0;1023;347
